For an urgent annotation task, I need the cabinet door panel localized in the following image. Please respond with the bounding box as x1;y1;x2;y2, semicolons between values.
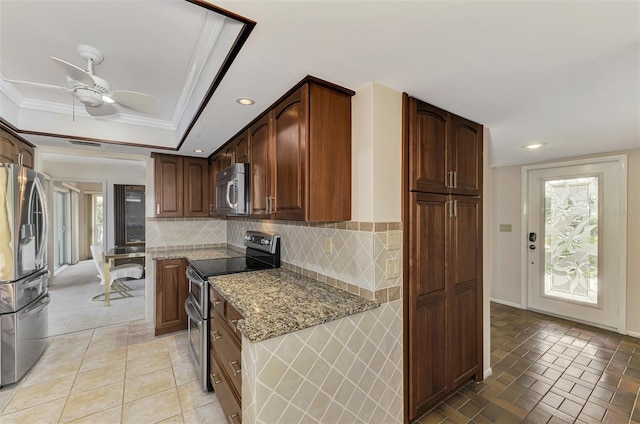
449;115;482;196
409;99;449;194
155;259;187;335
273;86;306;221
0;131;18;164
449;196;482;385
154;155;183;217
234;133;249;163
184;157;209;217
16;141;34;169
408;192;450;417
249;114;271;218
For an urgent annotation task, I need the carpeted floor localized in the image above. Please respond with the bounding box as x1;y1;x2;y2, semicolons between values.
48;260;145;336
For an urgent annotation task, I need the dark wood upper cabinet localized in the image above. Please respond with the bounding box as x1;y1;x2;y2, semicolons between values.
408;98;482;196
249;114;272;219
153;153;208;217
234;132;249;163
184;157;209;217
244;79;352;222
154;154;184;217
0;128;35;169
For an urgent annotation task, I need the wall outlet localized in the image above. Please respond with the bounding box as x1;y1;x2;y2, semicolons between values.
324;237;333;254
386;231;401;251
385;258;400;279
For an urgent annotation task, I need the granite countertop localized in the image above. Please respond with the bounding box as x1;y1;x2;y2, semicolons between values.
208;268;380;343
149;247;242;261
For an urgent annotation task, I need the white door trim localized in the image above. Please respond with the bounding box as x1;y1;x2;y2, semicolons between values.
520;154;628;333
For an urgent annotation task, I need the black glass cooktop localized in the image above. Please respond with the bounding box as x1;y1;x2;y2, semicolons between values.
189;256;274;279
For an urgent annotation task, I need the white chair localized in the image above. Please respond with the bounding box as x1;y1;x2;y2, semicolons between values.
90;243;143;301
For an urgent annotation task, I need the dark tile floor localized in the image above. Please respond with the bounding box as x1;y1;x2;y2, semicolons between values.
416;303;640;423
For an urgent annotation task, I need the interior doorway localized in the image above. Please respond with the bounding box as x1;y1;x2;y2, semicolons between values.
522;155;628;332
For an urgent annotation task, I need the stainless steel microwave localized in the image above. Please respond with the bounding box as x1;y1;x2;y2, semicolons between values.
215;163;249;216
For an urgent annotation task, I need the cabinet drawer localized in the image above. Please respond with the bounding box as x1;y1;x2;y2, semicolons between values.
210;352;241;424
226;303;243;341
210;314;242;395
210;288;225;318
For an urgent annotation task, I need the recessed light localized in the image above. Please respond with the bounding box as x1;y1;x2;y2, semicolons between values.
102;95;115;104
523;143;547;150
194;149;204;153
236;98;255;105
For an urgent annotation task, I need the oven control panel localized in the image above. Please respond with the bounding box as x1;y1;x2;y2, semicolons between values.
244;231;280;255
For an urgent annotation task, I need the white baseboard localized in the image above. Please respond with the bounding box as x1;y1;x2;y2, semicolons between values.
484;368;493;379
628;330;640;339
490;298;523;309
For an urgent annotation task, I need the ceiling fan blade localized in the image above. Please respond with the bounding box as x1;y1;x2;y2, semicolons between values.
85;103;116;117
110;90;156;113
51;56;94;86
4;79;69;91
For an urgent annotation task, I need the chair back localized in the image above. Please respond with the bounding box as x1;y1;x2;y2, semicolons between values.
90;243;105;280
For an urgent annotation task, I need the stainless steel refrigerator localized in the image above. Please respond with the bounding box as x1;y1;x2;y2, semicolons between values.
0;163;50;387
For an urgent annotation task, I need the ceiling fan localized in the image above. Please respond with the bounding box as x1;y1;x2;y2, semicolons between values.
5;44;156;117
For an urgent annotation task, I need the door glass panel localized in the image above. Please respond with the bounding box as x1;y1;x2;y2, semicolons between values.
543;176;599;305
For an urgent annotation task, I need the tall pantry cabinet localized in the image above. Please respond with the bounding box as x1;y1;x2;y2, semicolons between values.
403;95;483;421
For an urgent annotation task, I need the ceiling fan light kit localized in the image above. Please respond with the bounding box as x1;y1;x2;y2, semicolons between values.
5;44;156;118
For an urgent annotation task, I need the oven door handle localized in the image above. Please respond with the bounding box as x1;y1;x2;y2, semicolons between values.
185;298;204;325
186;267;204;288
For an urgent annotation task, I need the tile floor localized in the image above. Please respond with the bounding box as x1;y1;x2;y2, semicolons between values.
417;303;640;424
0;320;226;424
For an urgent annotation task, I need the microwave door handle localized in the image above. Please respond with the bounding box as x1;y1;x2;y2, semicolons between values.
226;180;238;209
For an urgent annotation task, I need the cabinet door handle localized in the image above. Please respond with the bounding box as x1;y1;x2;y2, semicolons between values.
229;413;241;424
229;319;238;331
271;196;276;213
229;360;242;376
454;200;458;217
156;204;160;215
211;330;222;341
448;171;453;188
211;372;221;385
265;196;269;214
454;171;458;188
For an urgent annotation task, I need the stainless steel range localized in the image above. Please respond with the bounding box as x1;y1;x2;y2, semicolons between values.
185;231;281;391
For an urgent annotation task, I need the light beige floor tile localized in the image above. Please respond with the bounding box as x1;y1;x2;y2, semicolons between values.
80;346;127;372
177;380;217;412
59;381;124;423
22;357;81;387
0;397;66;424
71;361;126;394
87;333;129;353
124;367;176;403
159;414;185;423
122;387;182;424
182;398;226;424
126;351;172;378
0;385;19;414
172;360;198;386
65;405;122;424
169;345;192;366
48;330;94;351
3;374;74;414
127;337;168;360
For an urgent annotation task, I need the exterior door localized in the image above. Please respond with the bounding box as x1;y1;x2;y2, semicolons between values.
526;157;627;331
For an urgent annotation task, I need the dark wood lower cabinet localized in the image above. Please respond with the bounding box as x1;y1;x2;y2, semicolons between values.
155;259;187;336
406;193;482;420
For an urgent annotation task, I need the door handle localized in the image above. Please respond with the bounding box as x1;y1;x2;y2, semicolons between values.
226;181;237;209
228;360;241;376
448;171;453;188
453;171;458;188
454;200;458;217
156;204;160;215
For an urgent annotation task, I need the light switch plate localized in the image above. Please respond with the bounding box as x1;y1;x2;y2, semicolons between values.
324;237;333;254
499;224;512;232
386;231;401;251
385;258;400;279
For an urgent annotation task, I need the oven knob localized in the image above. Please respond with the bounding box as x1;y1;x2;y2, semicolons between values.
260;239;270;245
244;236;252;242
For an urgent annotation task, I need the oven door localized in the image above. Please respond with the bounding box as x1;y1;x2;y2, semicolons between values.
186;266;207;313
185;297;209;392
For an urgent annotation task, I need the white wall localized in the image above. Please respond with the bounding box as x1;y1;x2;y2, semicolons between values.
351;82;402;222
490;149;640;335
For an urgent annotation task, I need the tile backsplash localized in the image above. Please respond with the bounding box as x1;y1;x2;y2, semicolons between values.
227;219;402;299
145;217;226;249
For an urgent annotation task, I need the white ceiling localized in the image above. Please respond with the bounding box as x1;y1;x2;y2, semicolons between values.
1;1;639;167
